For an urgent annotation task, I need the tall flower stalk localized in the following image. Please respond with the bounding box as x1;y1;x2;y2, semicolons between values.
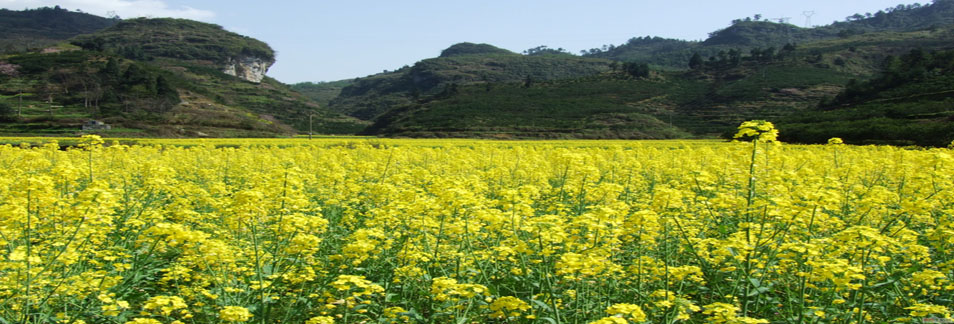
733;120;779;316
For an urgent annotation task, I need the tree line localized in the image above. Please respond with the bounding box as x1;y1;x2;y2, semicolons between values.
0;51;180;119
688;43;798;70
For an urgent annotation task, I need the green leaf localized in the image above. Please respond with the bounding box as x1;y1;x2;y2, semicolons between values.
748;278;761;287
538;317;558;324
531;299;553;312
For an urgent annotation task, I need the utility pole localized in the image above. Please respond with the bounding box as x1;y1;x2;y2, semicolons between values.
803;11;815;28
309;114;313;140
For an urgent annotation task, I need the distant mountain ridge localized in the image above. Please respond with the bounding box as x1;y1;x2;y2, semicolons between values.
296;1;954;144
588;0;954;69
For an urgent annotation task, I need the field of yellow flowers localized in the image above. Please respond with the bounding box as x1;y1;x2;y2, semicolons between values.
1;132;952;323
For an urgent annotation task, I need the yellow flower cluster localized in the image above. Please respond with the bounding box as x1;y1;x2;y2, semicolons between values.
219;306;252;322
733;120;778;142
430;277;489;302
142;295;190;317
489;296;531;318
0;136;951;323
605;303;647;322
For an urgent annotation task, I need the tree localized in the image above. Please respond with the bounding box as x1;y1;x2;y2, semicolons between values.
728;49;742;66
0;102;13;121
73;36;106;52
100;58;121;83
761;47;777;62
622;62;650;78
4;78;32;117
689;53;704;69
750;47;762;61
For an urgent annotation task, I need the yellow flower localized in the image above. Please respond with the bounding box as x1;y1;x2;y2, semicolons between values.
219;306;253;322
703;302;769;324
489;296;531;318
124;319;163;324
827;137;844;145
330;274;384;297
588;317;629;324
905;303;951;317
142;296;189;317
734;120;779;142
305;316;335;324
78;134;105;150
430;277;489;302
605;303;647;322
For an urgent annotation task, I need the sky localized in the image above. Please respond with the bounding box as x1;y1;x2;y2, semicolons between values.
0;0;920;83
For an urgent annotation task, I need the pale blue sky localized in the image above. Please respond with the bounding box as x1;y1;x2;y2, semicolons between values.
1;0;921;83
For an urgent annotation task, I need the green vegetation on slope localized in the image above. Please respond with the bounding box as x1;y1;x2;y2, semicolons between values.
71;18;274;63
365;75;693;139
439;42;515;57
779;48;954;146
0;6;117;53
327;44;613;120
290;80;354;108
589;1;954;69
0;14;366;136
363;25;954;140
363;59;846;139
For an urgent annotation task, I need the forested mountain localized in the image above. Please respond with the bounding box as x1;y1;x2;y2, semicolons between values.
3;2;954;143
779;48;954;146
307;1;954;143
325;43;613;120
0;6;117;53
0;14;365;136
587;0;954;69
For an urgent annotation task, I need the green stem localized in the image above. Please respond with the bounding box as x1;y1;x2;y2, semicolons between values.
23;189;32;324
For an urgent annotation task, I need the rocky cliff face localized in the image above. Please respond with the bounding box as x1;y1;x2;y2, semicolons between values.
223;56;273;83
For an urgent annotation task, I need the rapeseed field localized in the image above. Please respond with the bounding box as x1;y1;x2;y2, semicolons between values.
1;128;952;323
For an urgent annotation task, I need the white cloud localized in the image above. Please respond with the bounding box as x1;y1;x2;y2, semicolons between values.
0;0;215;20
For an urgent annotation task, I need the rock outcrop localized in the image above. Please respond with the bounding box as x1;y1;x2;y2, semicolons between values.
223;56;273;83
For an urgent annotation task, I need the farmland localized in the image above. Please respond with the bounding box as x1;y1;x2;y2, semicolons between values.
1;135;952;323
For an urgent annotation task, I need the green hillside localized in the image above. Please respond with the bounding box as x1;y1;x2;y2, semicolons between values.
589;0;954;69
0;15;366;137
779;48;954;146
290;80;354;108
359;25;954;142
71;18;273;63
0;6;117;54
364;75;694;139
362;60;845;139
326;43;613;120
5;2;954;142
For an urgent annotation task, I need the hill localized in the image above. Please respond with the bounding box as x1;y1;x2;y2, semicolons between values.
779;48;954;146
297;1;954;144
589;0;954;69
0;15;366;136
324;43;613;120
0;6;118;53
71;18;274;69
290;80;354;108
358;25;954;141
